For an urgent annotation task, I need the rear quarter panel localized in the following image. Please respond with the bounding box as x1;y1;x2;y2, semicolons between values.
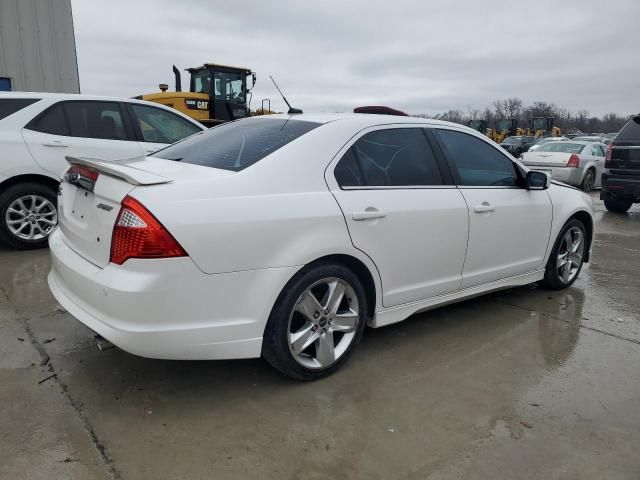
130;121;382;281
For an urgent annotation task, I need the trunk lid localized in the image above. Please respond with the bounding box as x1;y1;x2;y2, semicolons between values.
521;151;572;168
58;155;231;268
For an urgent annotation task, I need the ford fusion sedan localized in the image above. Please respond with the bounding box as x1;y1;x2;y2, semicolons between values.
48;114;595;380
521;141;606;192
0;93;204;249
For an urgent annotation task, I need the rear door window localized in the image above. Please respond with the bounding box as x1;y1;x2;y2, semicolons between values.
25;102;70;136
63;101;129;140
591;144;604;156
0;98;40;121
129;104;202;144
338;128;443;187
334;149;364;187
155;117;321;171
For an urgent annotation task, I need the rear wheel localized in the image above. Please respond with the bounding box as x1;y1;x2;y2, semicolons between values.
0;182;58;249
604;193;633;213
581;169;595;192
262;263;368;381
541;219;586;290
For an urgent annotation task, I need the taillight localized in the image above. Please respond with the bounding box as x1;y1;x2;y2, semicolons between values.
605;143;613;166
567;154;580;168
110;195;187;265
64;165;99;191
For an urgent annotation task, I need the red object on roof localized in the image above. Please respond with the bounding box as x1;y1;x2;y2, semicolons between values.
353;106;409;116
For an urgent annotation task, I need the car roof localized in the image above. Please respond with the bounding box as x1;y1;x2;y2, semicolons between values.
542;140;598;145
0;91;205;128
248;112;464;130
0;91;143;102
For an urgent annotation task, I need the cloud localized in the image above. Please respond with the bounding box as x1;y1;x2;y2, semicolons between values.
71;0;640;117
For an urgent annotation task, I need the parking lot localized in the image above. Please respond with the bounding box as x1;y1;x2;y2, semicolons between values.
0;192;638;480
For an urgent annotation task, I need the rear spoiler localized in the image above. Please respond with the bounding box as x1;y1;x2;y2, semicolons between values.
65;156;172;186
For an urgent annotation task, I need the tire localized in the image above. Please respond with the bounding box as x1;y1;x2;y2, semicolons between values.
262;262;368;381
541;219;587;290
603;193;633;213
514;148;522;158
581;169;595;192
0;182;58;250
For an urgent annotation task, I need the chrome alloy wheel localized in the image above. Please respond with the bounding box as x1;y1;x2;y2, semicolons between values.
5;194;58;241
556;226;584;284
288;277;360;369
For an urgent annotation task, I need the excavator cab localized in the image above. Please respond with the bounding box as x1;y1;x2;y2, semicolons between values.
187;64;255;124
468;119;487;132
532;117;560;138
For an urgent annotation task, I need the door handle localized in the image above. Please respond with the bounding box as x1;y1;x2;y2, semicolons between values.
42;141;68;147
474;202;496;213
352;208;386;221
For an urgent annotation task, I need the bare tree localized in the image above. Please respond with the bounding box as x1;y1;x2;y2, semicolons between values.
493;97;523;119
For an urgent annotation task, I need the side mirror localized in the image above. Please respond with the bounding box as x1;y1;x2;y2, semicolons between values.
526;170;550;190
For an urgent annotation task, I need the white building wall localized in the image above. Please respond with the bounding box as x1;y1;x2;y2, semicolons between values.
0;0;80;93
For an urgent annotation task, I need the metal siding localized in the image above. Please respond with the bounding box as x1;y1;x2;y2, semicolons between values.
0;0;80;93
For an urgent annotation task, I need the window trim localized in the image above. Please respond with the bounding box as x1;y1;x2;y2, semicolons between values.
25;100;137;141
331;125;455;191
432;127;526;189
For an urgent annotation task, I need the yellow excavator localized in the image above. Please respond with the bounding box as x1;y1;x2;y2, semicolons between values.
495;118;518;143
137;64;256;127
531;117;562;138
468;119;514;143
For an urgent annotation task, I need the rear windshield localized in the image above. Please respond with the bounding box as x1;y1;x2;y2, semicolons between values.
536;142;584;153
155;117;322;171
502;136;522;144
0;98;40;121
616;116;640;141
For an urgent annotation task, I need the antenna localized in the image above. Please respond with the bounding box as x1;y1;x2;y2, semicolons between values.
270;76;303;114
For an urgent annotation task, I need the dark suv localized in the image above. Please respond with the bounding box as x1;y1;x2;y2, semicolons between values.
601;115;640;213
499;135;536;157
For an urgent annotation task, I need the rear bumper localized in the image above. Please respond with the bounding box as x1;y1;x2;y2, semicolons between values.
48;228;298;360
600;172;640;201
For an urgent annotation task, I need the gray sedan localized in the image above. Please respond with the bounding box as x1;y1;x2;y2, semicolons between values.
521;141;606;192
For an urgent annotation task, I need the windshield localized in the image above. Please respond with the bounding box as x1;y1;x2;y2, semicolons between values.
497;120;512;131
154;117;321;171
191;70;246;103
535;142;584;154
214;72;245;103
502;136;522;144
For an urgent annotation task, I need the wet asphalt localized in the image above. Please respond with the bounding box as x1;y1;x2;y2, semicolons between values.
1;192;639;480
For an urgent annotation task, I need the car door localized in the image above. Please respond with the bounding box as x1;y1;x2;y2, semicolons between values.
433;128;553;289
327;126;469;307
125;103;204;156
21;100;143;177
590;143;606;186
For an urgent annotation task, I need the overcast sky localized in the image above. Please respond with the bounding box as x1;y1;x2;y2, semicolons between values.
71;0;639;117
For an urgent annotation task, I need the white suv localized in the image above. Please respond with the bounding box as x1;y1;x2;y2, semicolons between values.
0;93;205;249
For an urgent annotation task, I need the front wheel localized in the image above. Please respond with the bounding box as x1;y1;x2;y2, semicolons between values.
262;263;368;381
0;182;58;249
604;193;633;213
541;219;587;290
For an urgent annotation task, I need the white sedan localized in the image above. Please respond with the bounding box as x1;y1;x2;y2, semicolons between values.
0;92;204;249
48;114;595;380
